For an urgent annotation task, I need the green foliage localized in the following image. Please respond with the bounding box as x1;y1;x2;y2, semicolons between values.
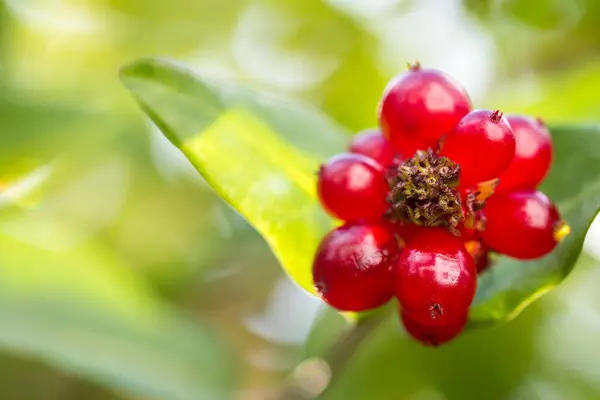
0;219;234;400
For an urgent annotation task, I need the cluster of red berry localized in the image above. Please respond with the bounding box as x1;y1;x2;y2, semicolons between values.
312;63;570;346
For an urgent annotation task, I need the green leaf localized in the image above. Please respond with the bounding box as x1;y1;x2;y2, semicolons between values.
121;58;599;328
120;58;348;294
0;233;234;400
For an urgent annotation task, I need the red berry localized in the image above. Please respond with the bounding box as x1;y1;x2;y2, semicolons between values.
384;220;419;244
441;109;515;188
348;128;397;167
400;309;467;347
458;223;478;241
395;228;477;327
317;153;389;222
481;190;567;260
312;223;399;312
496;115;553;193
378;65;471;157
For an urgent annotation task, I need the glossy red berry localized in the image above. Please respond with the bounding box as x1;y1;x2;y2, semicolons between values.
317;153;389;222
348;128;397;167
400;309;467;347
481;190;567;260
313;223;400;312
496;115;553;193
379;64;471;157
395;228;477;327
441;109;515;188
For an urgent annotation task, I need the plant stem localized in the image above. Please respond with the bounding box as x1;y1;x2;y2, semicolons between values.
277;311;387;400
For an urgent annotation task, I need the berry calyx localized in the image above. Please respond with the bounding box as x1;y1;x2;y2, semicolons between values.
317;153;389;222
481;190;568;260
400;309;467;347
464;240;491;273
395;228;477;327
385;149;484;234
378;66;471;157
496;115;553;193
348;128;398;167
441;109;516;188
457;209;485;240
386;149;464;230
313;223;400;312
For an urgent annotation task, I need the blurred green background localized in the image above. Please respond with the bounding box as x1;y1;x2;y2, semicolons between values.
2;0;600;399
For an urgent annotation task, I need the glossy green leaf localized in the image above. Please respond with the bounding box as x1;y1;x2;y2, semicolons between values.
121;58;600;328
120;58;348;294
0;232;234;400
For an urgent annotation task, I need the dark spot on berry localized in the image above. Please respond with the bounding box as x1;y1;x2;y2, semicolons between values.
490;109;503;123
407;61;421;71
429;303;443;320
536;116;546;127
314;280;328;295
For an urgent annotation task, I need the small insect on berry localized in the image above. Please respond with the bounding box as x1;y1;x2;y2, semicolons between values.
313;223;400;312
482;190;569;260
378;63;471;158
496;115;553;193
317;153;389;222
348;128;398;168
441;109;515;188
395;228;477;327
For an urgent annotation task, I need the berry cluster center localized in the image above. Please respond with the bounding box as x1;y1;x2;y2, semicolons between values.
386;149;465;232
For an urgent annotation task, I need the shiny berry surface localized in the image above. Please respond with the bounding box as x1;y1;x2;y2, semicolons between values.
441;109;515;188
379;65;471;157
482;190;563;260
496;115;553;193
400;309;467;347
312;223;399;312
317;153;388;222
395;228;477;327
348;128;397;167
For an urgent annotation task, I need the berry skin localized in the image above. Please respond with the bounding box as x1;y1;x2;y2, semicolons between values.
348;128;397;167
312;223;400;312
317;153;389;222
395;228;477;327
481;190;567;260
385;221;419;245
379;65;471;157
441;109;516;188
400;309;467;347
496;115;553;193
